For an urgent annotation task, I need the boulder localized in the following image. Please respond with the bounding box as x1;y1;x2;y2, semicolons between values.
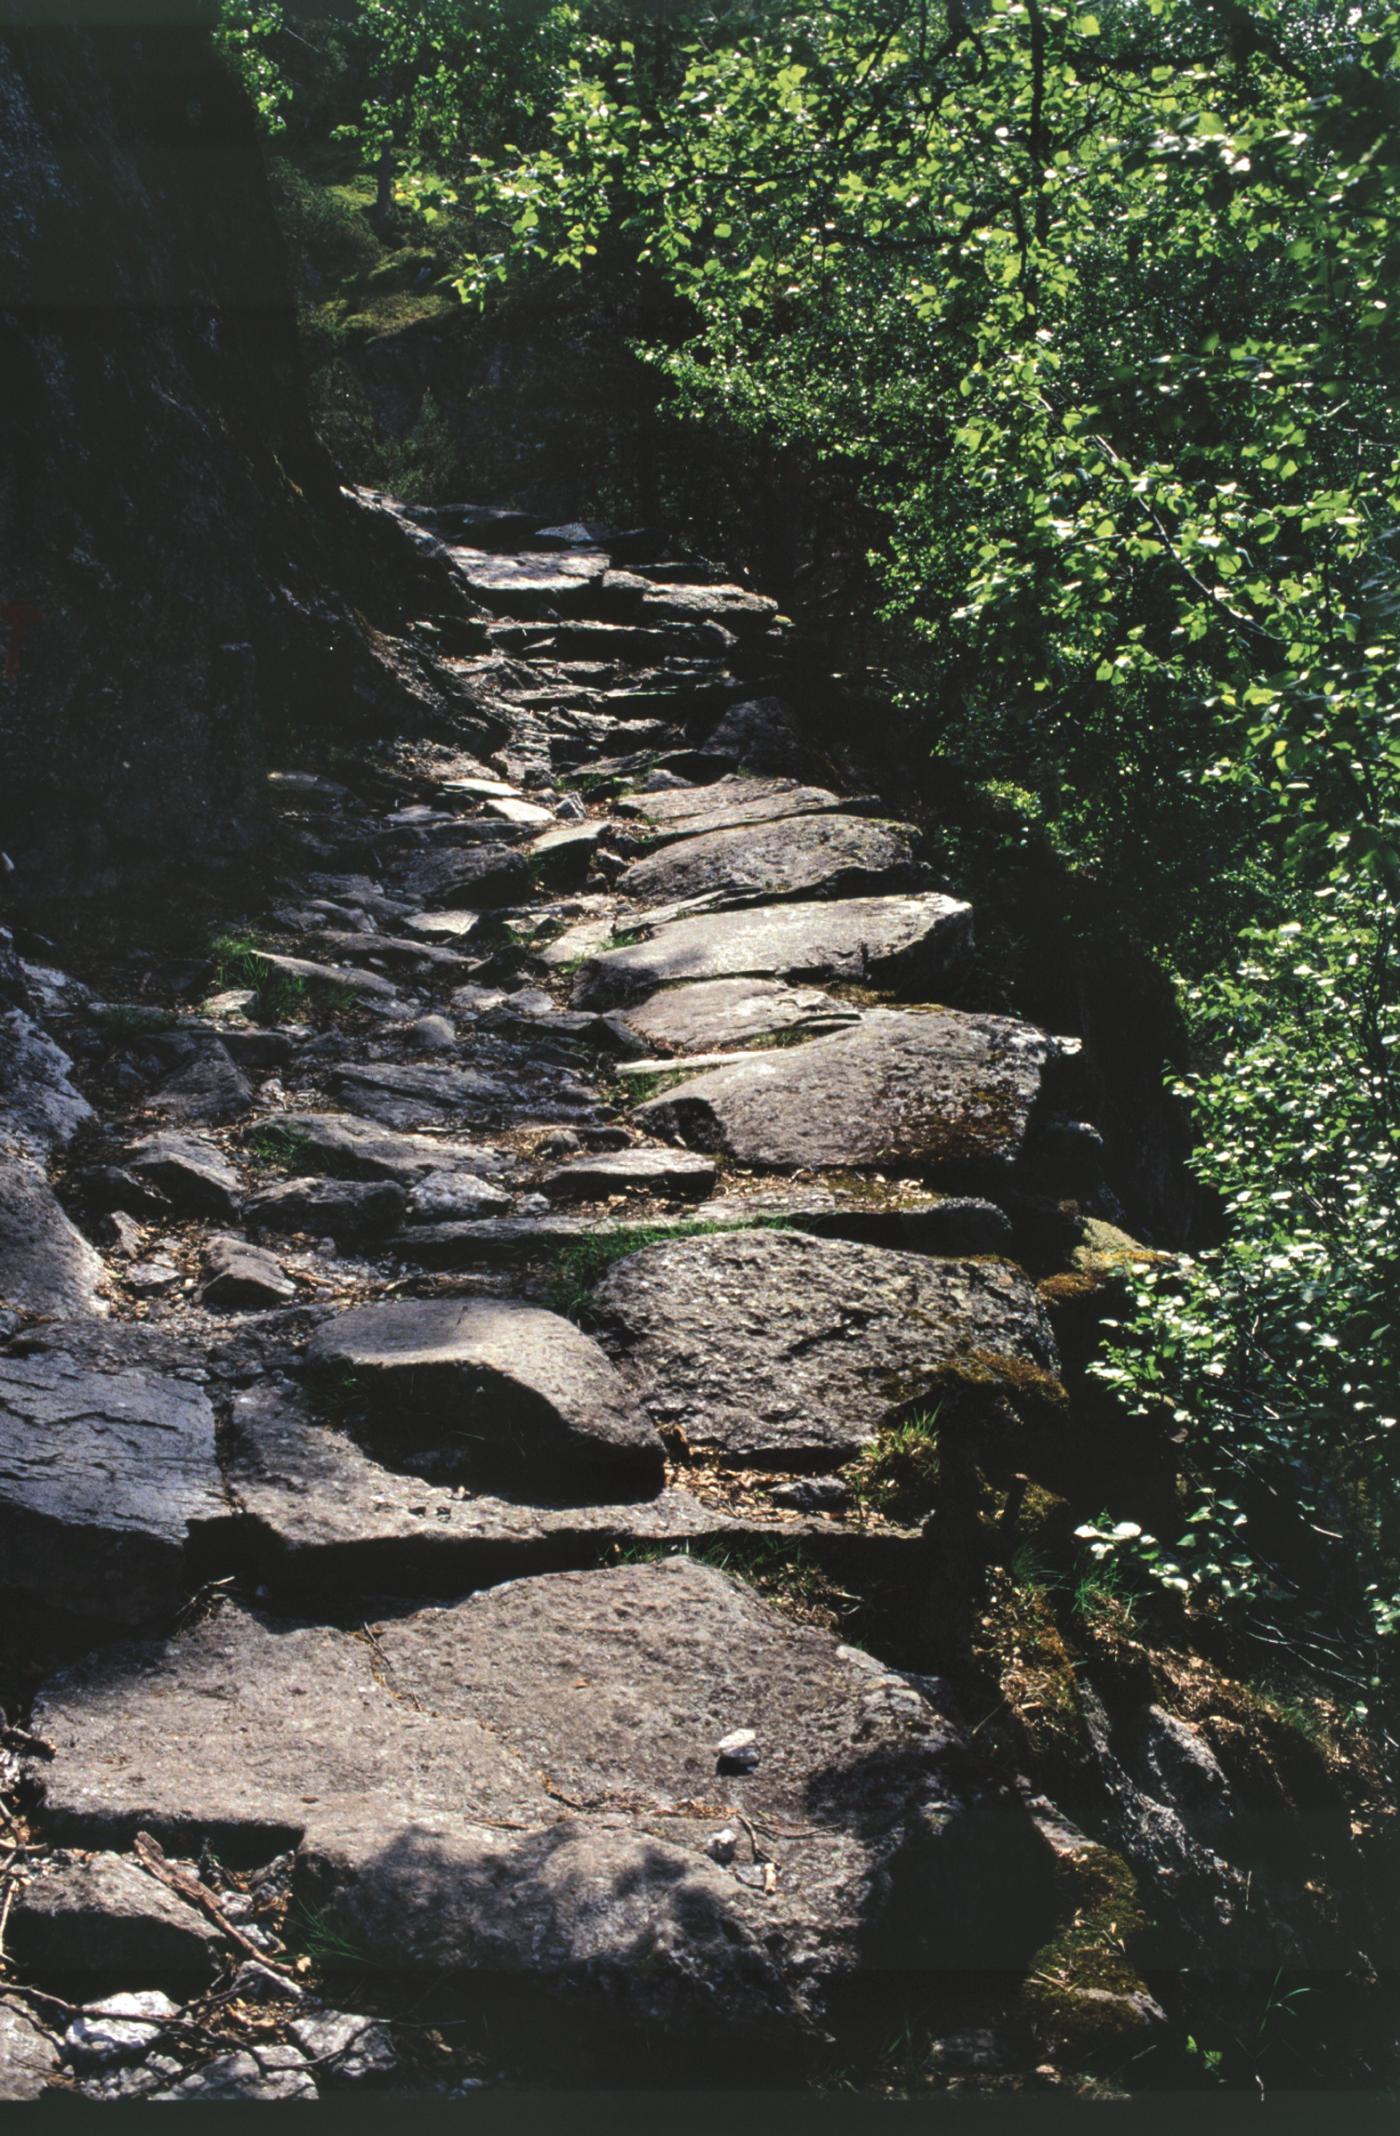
29;1561;1048;2059
0;1156;105;1317
573;894;972;1009
0;1346;225;1620
529;821;602;887
540;1147;717;1201
126;1132;241;1219
705;697;812;774
618;813;916;910
199;1234;297;1309
404;1170;512;1223
305;1296;665;1496
592;1228;1058;1467
249;1111;510;1186
150;1038;253;1126
8;1852;220;1979
397;842;532;909
610;977;858;1055
636;1007;1059;1183
247;1177;406;1243
249;950;401;1005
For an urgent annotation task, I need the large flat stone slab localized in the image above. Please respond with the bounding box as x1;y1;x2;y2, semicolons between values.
226;1382;884;1597
0;1156;105;1318
306;1297;665;1497
635;1007;1058;1182
8;1851;222;1980
573;895;971;1009
30;1561;1043;2053
249;1112;512;1186
610;977;858;1055
0;1346;225;1621
326;1062;513;1130
616;774;844;839
593;1229;1057;1467
618;813;916;909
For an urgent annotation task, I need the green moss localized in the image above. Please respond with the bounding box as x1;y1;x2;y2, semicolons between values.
844;1410;943;1522
244;1123;315;1174
1021;1844;1157;2070
541;1217;791;1323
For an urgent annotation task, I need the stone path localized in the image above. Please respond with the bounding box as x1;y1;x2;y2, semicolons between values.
2;503;1326;2099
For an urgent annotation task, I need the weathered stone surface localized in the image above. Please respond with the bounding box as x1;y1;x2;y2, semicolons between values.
617;774;838;829
0;1347;225;1620
636;1007;1058;1182
529;821;601;886
593;1229;1058;1467
31;1562;1043;2053
638;582;779;635
398;841;532;908
289;2011;396;2084
706;697;812;774
619;813;916;910
225;1382;824;1593
151;2047;317;2102
541;1147;717;1200
306;1297;665;1496
126;1132;241;1218
251;1111;510;1186
451;547;608;617
247;1177;407;1242
1;1003;94;1155
251;950;401;1004
573;894;972;1009
0;1156;105;1317
700;1189;1015;1259
0;2004;58;2099
200;1234;297;1309
326;1062;512;1130
405;908;480;941
150;1038;254;1126
611;978;859;1055
8;1852;221;1979
305;928;466;974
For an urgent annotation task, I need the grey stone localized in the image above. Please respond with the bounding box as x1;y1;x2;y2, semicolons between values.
638;583;779;635
706;697;811;773
405;908;480;941
619;813;916;910
327;1061;511;1130
200;1234;297;1309
228;1959;307;2004
124;1258;180;1294
0;1346;225;1621
573;894;972;1009
150;1038;254;1125
152;2047;317;2102
616;774;841;834
305;1296;665;1496
289;2011;396;2083
224;1381;821;1594
636;1007;1057;1182
404;1170;512;1223
31;1560;1036;2053
251;1112;507;1186
451;547;607;617
612;977;858;1055
0;1155;105;1316
701;1188;1015;1259
1;1003;93;1155
592;1228;1057;1467
247;1177;406;1242
0;2004;59;2099
8;1852;221;1979
529;821;602;886
403;1013;456;1052
398;841;532;908
65;1992;179;2070
250;951;401;1005
540;1147;717;1201
126;1132;241;1219
305;929;465;975
770;1476;851;1514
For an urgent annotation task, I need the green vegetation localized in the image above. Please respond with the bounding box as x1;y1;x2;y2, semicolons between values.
220;2;1400;1703
844;1410;942;1523
541;1216;789;1321
244;1122;316;1173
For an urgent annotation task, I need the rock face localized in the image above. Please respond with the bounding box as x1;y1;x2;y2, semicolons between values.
573;894;972;1008
305;1298;665;1497
327;1061;511;1129
126;1133;242;1219
0;1347;226;1621
611;977;858;1054
199;1235;297;1310
617;774;842;835
636;1007;1059;1182
0;1156;106;1317
247;1176;407;1242
618;813;916;909
0;2004;58;2100
29;1562;1049;2059
593;1229;1058;1466
254;1112;503;1185
8;1852;221;1980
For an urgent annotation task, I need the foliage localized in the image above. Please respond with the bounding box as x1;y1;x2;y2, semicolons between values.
844;1409;942;1522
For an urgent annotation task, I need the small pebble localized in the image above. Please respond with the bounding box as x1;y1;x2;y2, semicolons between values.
716;1728;760;1772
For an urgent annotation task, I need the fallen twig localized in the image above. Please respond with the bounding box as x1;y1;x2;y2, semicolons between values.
133;1832;295;1975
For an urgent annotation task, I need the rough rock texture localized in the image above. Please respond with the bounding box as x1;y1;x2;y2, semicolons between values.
247;1176;407;1242
8;1852;221;1980
617;774;841;833
636;1007;1059;1182
0;2003;58;2099
541;1147;717;1200
398;841;532;908
225;1382;819;1595
254;1112;506;1185
619;812;915;910
199;1234;297;1310
611;977;858;1054
573;894;972;1008
305;1297;665;1496
126;1133;242;1219
593;1229;1058;1466
149;1040;254;1126
1;1001;94;1155
0;1155;105;1318
327;1061;511;1129
29;1562;1049;2058
0;1347;225;1620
